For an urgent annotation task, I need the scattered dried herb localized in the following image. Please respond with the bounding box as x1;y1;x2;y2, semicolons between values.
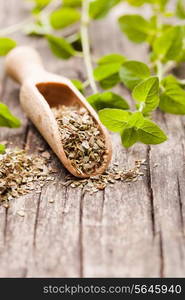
62;159;146;195
0;148;55;205
52;105;107;175
0;146;146;205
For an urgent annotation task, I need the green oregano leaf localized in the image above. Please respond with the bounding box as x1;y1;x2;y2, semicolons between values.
126;111;144;127
0;144;5;154
50;8;81;29
99;109;166;147
119;60;150;90
71;79;84;93
159;84;185;114
46;35;76;59
121;127;138;148
89;0;120;19
94;63;123;81
153;26;184;62
126;0;148;6
161;75;183;88
99;73;120;90
98;54;126;65
126;0;168;7
63;0;82;7
98;109;131;132
121;112;143;148
31;0;52;14
30;0;51;4
87;91;129;111
157;0;169;12
0;37;17;56
94;53;126;88
0;103;21;128
176;0;185;19
132;76;159;114
118;14;152;43
137;118;167;145
94;53;126;80
121;112;167;147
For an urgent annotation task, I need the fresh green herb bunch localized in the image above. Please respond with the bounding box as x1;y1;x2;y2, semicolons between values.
91;0;185;147
0;0;185;149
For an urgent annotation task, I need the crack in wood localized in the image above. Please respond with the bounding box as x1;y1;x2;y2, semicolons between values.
177;175;184;236
180;117;185;133
0;65;9;248
101;189;105;222
159;231;164;277
0;75;7;99
79;191;84;277
23;123;30;150
61;187;68;225
160;112;168;131
33;192;42;248
147;146;156;237
75;69;86;82
22;267;28;278
3;207;8;246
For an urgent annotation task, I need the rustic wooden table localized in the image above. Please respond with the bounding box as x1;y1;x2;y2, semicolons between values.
0;0;185;278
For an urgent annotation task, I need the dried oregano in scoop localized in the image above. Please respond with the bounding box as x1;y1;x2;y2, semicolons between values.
52;105;107;175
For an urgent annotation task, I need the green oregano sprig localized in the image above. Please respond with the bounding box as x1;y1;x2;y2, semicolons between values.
90;0;185;148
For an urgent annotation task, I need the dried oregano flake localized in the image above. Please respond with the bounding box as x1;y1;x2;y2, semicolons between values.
52;105;107;175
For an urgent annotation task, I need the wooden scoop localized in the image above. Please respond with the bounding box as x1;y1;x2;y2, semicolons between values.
5;46;112;178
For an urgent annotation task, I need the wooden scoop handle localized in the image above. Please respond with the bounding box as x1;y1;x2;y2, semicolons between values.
5;46;45;84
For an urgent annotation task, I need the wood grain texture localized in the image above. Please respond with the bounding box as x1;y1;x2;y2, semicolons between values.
0;0;185;277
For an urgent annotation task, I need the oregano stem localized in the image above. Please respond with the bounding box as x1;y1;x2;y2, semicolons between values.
139;102;145;113
83;80;90;88
179;79;185;85
163;61;177;75
81;0;98;94
156;60;163;81
0;17;32;36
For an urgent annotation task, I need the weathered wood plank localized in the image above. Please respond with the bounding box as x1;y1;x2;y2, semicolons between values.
149;112;185;277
